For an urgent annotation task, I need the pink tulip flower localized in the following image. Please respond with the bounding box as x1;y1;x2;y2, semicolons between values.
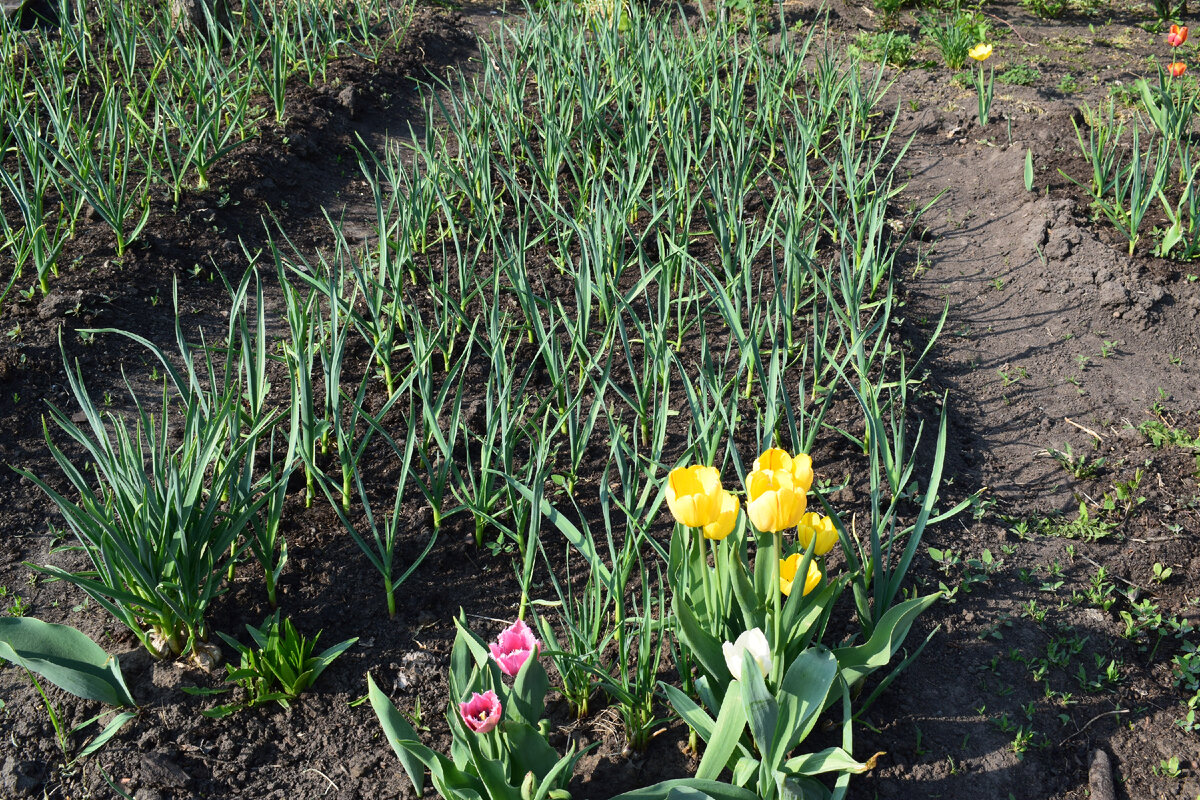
459;690;502;733
489;619;541;677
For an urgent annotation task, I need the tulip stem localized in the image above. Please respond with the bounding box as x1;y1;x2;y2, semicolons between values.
691;527;714;631
771;530;782;685
710;537;725;640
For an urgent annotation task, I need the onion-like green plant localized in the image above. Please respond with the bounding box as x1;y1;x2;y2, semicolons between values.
20;273;283;658
19;329;275;659
33;82;152;256
532;557;613;719
276;254;325;508
149;51;253;197
317;387;439;619
1;105;68;295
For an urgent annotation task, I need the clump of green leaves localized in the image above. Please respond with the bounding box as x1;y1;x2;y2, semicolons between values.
999;63;1042;85
1137;419;1200;449
849;32;913;68
1047;442;1106;479
919;12;987;70
1033;502;1118;541
1021;0;1067;19
212;612;356;714
870;0;908;17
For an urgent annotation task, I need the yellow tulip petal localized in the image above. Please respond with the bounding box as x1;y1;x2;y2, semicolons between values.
780;555;822;597
748;484;802;533
753;448;792;473
746;468;795;501
803;561;822;596
790;452;814;493
797;511;836;556
694;465;721;495
779;553;800;596
703;491;739;541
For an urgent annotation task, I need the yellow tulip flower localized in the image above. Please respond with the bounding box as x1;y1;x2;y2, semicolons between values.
752;448;814;493
779;554;822;597
968;42;992;61
703;490;740;541
796;512;837;556
745;468;806;533
665;465;723;528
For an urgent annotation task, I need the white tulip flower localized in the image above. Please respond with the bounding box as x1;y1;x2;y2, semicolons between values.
722;627;771;681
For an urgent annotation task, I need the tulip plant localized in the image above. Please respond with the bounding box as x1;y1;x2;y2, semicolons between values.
665;449;844;695
370;616;589;800
1070;23;1200;258
660;445;946;795
968;42;994;125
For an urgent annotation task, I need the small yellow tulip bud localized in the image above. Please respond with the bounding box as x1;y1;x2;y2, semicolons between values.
796;512;837;556
779;554;822;597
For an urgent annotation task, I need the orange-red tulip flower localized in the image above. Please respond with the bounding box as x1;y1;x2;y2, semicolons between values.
1168;24;1189;47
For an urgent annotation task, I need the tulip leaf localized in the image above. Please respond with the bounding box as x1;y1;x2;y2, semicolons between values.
462;733;519;800
728;550;764;633
501;722;559;787
697;679;747;781
774;646;838;761
509;655;548;726
738;650;779;776
451;614;495;700
661;682;717;741
368;672;433;796
777;773;831;800
751;530;776;603
732;756;757;786
782;577;844;662
609;779;761;800
673;594;730;687
783;747;883;777
665;790;719;800
0;617;135;708
528;741;591;800
832;593;940;688
696;676;720;719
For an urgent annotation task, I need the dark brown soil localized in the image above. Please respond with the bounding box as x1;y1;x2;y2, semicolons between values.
1;1;1199;799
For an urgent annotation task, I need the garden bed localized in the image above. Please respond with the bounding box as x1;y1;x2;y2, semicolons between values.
0;0;1198;799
